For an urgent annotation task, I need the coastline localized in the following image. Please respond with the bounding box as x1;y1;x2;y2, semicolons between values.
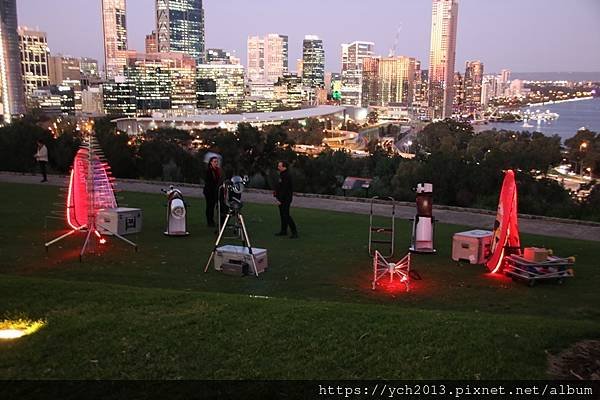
526;96;595;107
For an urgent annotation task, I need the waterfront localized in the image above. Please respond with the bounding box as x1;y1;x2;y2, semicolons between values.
480;97;600;141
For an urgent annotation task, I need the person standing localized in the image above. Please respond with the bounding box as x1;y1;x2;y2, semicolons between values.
34;140;48;182
203;157;221;227
274;161;298;239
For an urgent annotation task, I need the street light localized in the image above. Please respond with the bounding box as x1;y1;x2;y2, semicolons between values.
579;142;588;176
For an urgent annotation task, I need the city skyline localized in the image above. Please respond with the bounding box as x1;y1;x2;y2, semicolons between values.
17;0;600;74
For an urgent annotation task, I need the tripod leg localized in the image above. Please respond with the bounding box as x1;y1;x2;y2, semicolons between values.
80;228;94;262
204;214;230;273
238;215;259;277
45;229;77;248
97;224;138;249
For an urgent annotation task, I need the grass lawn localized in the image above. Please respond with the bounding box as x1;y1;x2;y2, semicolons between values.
0;182;598;379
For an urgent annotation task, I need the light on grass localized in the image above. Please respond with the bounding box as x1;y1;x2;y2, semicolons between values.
0;319;46;340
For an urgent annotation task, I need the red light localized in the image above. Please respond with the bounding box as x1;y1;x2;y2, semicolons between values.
99;238;107;245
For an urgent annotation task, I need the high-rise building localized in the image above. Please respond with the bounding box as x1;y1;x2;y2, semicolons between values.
302;35;325;103
463;60;483;112
247;34;288;83
30;85;75;116
340;41;374;106
145;31;158;53
452;71;463;113
206;48;238;65
49;55;81;86
124;52;197;114
361;56;416;107
80;57;99;78
196;64;244;112
82;87;105;116
0;0;25;121
274;73;303;109
480;74;498;107
18;27;50;99
156;0;205;63
102;76;136;116
428;0;459;119
102;0;129;78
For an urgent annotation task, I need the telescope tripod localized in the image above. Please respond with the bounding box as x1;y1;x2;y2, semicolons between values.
203;211;259;277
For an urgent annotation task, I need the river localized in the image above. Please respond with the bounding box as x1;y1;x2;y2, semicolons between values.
478;97;600;141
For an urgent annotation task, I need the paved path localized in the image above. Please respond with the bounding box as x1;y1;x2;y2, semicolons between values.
2;172;599;242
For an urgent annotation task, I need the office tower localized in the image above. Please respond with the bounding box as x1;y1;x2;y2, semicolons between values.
29;85;75;115
18;27;50;98
102;0;128;78
499;68;511;96
428;0;459;119
82;87;105;116
274;73;304;109
247;34;288;83
49;55;81;86
102;76;136;116
124;52;197;113
145;31;158;53
463;60;483;112
452;71;463;113
480;74;498;107
361;56;415;107
80;57;99;78
157;0;205;62
206;48;236;65
302;35;324;89
296;59;303;77
340;41;374;106
196;64;244;112
0;0;25;121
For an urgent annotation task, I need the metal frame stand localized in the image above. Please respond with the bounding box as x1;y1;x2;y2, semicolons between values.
372;250;411;292
368;197;395;257
204;211;259;277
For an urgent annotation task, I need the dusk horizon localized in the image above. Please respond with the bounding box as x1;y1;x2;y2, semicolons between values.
17;0;600;74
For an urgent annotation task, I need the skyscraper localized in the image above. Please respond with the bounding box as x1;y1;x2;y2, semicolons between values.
340;41;374;106
18;27;50;98
156;0;205;63
102;0;128;78
80;58;99;79
463;60;484;112
302;35;325;99
145;31;158;53
247;34;288;83
428;0;459;119
0;0;26;121
361;56;416;107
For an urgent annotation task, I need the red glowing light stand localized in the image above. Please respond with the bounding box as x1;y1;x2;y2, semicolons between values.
44;135;138;261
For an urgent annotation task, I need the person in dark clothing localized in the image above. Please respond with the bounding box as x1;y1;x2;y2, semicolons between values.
203;157;221;227
274;161;298;239
34;140;48;182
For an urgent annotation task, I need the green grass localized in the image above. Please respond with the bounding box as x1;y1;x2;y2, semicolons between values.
0;182;599;379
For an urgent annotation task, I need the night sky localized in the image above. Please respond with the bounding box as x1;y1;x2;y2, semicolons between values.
17;0;600;74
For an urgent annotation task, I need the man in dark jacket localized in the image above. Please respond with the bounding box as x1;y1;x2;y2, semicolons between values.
274;161;298;238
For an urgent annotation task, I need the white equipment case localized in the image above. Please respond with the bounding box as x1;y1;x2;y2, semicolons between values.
452;229;493;264
214;245;268;275
97;207;143;236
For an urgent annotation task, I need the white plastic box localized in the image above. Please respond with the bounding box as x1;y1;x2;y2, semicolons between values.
452;230;493;264
214;245;268;275
96;207;143;236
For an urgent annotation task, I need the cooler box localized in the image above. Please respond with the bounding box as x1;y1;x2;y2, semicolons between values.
96;207;143;236
214;245;268;275
452;229;493;264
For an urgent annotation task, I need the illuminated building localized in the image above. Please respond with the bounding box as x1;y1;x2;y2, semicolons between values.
302;35;324;89
102;0;128;78
82;87;105;116
463;60;483;112
145;31;158;53
206;48;238;65
30;85;75;116
18;27;50;102
196;63;244;112
0;0;25;121
340;41;374;106
157;0;205;62
361;56;416;107
102;76;136;116
48;55;82;111
247;34;288;83
428;0;459;119
274;73;304;109
80;57;99;79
